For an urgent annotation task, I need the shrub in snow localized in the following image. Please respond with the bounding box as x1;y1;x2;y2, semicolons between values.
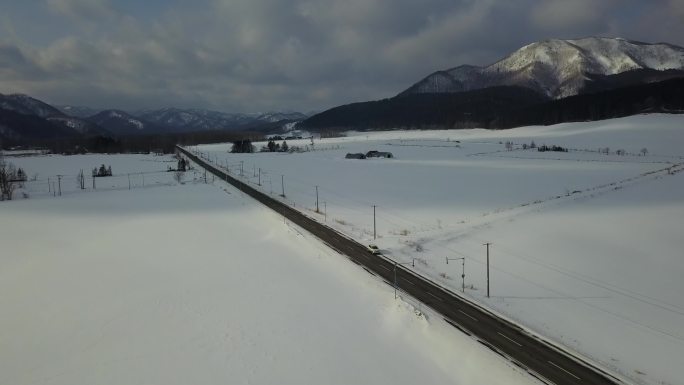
538;145;568;152
231;140;255;153
93;164;113;177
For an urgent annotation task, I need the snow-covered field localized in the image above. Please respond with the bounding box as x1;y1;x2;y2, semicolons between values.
192;114;684;385
4;153;190;198
0;162;536;384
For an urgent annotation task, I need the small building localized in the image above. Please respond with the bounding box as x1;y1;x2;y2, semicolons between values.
366;150;393;158
345;153;366;159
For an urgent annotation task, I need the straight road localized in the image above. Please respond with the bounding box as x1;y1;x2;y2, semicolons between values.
178;146;623;385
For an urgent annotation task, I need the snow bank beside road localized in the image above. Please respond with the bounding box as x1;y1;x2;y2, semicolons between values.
0;183;536;385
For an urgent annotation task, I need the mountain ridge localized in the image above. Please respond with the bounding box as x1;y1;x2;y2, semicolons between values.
299;37;684;132
299;77;684;132
1;93;106;138
57;106;310;132
1;94;310;147
86;110;159;136
400;37;684;99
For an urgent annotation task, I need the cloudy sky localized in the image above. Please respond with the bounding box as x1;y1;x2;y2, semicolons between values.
1;0;683;113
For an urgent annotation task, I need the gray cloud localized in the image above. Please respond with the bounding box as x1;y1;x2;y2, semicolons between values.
0;44;29;69
530;0;620;31
0;0;683;113
46;0;118;22
0;42;47;81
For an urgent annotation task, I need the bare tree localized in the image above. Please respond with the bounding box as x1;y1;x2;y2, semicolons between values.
0;156;19;201
641;147;648;156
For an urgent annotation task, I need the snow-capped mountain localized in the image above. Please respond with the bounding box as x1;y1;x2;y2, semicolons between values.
87;110;157;135
138;108;308;132
401;37;684;99
254;111;308;123
45;116;103;135
58;105;103;119
137;108;257;132
0;93;104;136
0;93;64;118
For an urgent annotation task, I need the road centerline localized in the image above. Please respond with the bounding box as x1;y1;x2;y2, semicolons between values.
497;331;523;347
458;309;478;321
426;292;444;301
548;361;582;381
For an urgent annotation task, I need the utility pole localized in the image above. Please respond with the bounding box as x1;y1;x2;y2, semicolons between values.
204;169;207;184
446;257;466;293
128;173;131;190
315;185;319;213
48;177;51;193
57;175;62;196
92;176;96;189
281;175;285;197
484;243;492;298
258;168;261;186
373;205;377;240
240;161;244;176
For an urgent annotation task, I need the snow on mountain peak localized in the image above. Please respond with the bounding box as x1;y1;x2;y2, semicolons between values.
401;37;684;99
0;93;64;118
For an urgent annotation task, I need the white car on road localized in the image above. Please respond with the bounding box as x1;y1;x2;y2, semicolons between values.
367;244;381;255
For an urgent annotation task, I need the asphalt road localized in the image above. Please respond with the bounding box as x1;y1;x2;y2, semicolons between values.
178;146;623;385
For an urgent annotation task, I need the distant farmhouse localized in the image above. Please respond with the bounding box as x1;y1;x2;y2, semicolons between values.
345;153;366;159
366;151;393;158
345;150;394;160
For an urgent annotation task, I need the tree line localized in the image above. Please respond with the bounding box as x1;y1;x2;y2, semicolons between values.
5;130;266;155
298;77;684;132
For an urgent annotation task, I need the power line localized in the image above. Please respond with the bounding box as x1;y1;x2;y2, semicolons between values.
469;234;684;317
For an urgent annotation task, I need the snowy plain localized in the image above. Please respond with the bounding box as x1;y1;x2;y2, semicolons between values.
7;153;181;197
0;158;537;384
191;114;684;385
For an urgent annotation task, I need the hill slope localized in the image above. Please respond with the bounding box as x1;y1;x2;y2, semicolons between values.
299;87;548;131
300;78;684;131
138;108;308;132
87;110;161;136
0;94;107;146
400;37;684;99
0;93;64;118
301;37;684;132
494;77;684;128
